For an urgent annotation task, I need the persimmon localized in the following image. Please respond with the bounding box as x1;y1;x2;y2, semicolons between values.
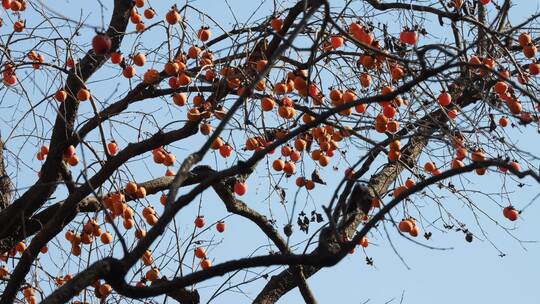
283;161;296;174
163;153;176;166
131;12;142;24
122;65;136;78
142;250;153;265
355;103;366;113
451;159;465;169
146;214;158;226
54;89;67;102
342;90;357;103
400;30;418;45
23;287;35;299
200;123;213;135
124;182;138;196
3;73;17;86
135;186;147;198
171;92;187;106
194;216;205;228
471;150;486;162
83;220;96;235
508;101;522;114
200;259;212;270
64;145;76;158
211;137;224;150
405;178;416;188
448;109;458;120
438;92;452;106
133;52;146;66
68;155;79;166
98;284;112;297
144;8;155;19
503;206;519;221
92;33;111;55
359;237;369;248
523;44;537;58
393;185;407;198
329;89;342;103
165;9;181;25
107;141;118;156
153;151;166;163
216;221;225;233
259;97;275;111
197;27;211;41
76;88;90;101
274;82;288;94
135;0;144;8
509;161;521;172
529;63;540;76
294;138;307;151
353;26;374;45
71;244;81;256
270;17;283;32
245;137;260;151
391;66;405;82
219;144;233;158
330;35;344;49
387;150;400;162
39;145;49;155
187;108;201;121
494;81;508;95
13;20;24;32
145;267;159;281
383;105;396;118
398;219;414;233
65;230;75;242
424;161;436;172
409;225;420;237
81;233;93;245
195;247;207;259
455;148;468;160
499;116;509;127
272;159;284;171
289;150;301;162
143;69;160;84
318;155;330;167
135;229;146;239
178;73;191;86
518;32;532;47
389;140;401;151
234;181;247;196
14;241;26;253
123;206;134;220
66;56;75;68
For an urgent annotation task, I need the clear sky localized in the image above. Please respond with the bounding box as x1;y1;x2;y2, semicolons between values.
1;0;539;303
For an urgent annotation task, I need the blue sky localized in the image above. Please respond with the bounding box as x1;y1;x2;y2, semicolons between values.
1;0;539;303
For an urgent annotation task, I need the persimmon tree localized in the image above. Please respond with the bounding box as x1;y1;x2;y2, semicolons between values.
0;0;539;303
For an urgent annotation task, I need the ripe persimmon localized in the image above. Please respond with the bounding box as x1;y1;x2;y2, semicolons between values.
165;9;180;25
195;247;206;259
92;33;111;55
200;259;212;270
216;221;225;233
54;90;67;102
194;216;205;228
234;181;247;196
